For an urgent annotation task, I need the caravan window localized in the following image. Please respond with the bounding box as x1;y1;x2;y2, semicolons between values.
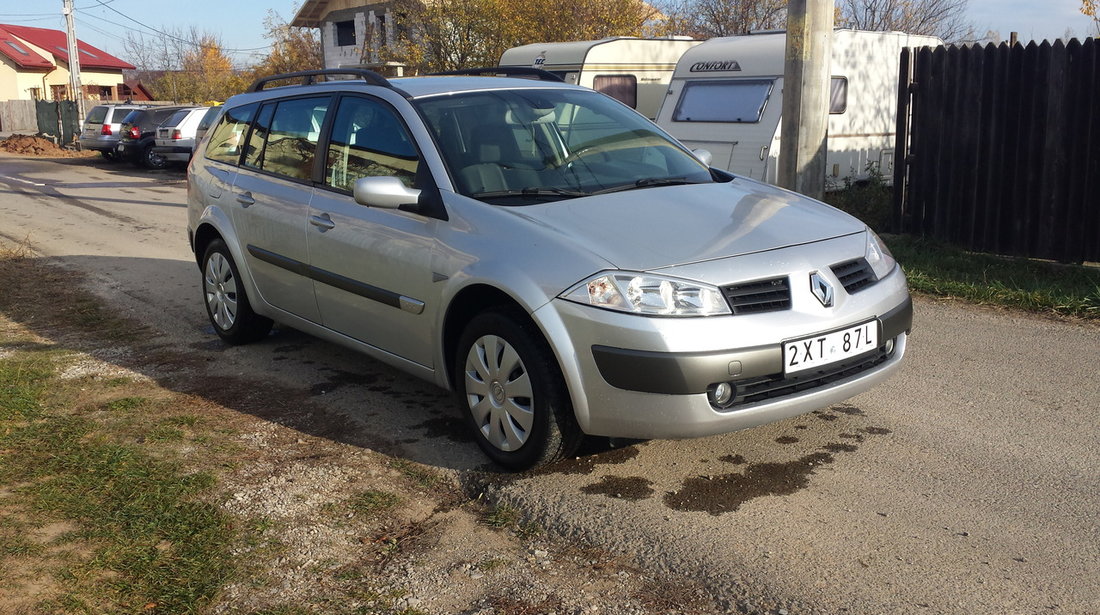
672;79;774;123
830;77;848;114
593;75;638;109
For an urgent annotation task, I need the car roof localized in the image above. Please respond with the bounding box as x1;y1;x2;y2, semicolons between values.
224;75;585;107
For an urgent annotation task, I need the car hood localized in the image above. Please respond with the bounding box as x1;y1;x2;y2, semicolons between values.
504;179;866;271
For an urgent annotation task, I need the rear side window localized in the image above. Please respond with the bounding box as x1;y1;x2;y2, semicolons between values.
206;103;258;165
244;96;330;181
593;75;638;109
324;96;419;191
197;107;222;131
85;106;108;124
672;79;774;123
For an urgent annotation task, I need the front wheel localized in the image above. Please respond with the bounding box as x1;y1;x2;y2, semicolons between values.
201;239;273;345
455;310;581;470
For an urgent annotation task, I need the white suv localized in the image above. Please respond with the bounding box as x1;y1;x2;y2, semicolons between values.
187;69;912;470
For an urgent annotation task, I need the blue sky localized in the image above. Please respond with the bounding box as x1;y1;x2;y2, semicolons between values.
0;0;1096;66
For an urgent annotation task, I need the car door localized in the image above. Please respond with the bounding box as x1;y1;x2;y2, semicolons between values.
229;96;332;323
307;94;439;368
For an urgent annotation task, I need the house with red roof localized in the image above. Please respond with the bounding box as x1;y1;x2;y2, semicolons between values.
0;24;135;102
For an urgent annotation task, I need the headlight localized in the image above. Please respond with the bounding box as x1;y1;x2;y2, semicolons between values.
562;272;731;316
866;230;897;280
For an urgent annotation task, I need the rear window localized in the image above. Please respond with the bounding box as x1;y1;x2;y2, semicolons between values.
162;110;191;128
85;106;108;124
672;79;774;123
120;110;143;126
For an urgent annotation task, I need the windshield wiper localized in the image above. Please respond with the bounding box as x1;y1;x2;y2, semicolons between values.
590;176;700;195
473;187;588;200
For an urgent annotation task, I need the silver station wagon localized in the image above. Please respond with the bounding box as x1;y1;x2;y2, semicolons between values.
187;69;912;470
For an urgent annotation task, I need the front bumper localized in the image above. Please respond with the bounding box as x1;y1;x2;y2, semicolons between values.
533;245;912;440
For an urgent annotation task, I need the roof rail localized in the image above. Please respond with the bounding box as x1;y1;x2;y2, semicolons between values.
248;69;391;92
428;66;565;82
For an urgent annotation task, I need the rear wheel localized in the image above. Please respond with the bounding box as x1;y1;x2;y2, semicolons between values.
139;143;168;170
455;309;581;470
201;239;272;345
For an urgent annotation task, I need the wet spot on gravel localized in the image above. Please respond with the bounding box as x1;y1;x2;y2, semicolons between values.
719;454;747;465
775;436;799;444
833;405;866;416
822;442;858;453
838;432;865;442
580;476;655;500
863;426;893;435
309;369;378;395
274;344;308;353
794;424;809;430
664;452;835;515
816;413;839;421
412;416;472;443
189;340;226;352
540;442;641;475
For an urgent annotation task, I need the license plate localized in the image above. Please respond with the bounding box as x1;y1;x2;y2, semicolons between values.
784;320;878;374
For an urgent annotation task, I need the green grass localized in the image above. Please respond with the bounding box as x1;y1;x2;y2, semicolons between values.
887;235;1100;319
0;350;239;614
348;490;401;517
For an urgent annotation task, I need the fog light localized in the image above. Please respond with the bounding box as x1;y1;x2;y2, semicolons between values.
885;338;895;355
709;382;735;409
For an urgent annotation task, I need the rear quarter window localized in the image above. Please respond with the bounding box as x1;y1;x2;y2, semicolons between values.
206;103;259;165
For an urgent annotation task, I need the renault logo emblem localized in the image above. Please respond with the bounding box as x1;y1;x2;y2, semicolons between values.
810;272;834;308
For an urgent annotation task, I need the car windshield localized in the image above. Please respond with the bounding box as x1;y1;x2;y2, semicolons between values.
414;88;713;204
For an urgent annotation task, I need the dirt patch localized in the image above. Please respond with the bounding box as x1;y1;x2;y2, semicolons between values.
0;134;95;158
0;247;721;614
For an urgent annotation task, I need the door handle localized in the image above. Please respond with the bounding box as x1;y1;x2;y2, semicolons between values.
309;213;336;231
236;192;255;207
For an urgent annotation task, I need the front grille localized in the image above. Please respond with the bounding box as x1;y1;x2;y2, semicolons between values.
721;276;791;315
722;346;892;409
831;258;876;294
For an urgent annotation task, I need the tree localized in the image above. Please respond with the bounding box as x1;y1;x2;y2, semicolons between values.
660;0;787;38
836;0;973;43
122;28;244;102
385;0;663;73
1083;0;1100;36
249;8;324;82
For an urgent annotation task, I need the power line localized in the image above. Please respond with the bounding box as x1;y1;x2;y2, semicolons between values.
80;0;273;53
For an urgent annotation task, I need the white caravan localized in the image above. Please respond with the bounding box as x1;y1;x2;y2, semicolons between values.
654;29;942;185
500;37;701;119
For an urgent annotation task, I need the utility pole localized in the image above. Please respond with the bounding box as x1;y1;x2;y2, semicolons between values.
62;0;85;130
777;0;832;200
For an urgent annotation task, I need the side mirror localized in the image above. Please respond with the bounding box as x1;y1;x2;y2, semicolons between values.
353;176;422;210
693;148;713;167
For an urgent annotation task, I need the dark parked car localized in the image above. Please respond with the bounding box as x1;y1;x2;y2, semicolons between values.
79;104;149;160
116;106;195;169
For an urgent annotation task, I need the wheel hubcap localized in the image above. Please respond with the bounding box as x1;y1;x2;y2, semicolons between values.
204;253;238;330
464;335;534;452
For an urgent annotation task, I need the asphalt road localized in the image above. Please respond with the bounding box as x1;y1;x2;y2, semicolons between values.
2;154;1098;614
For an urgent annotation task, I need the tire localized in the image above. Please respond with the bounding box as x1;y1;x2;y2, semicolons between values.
455;309;582;470
201;239;273;345
139;143;168;170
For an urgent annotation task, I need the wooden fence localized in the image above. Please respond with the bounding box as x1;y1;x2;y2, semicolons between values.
893;38;1099;264
0;100;38;133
